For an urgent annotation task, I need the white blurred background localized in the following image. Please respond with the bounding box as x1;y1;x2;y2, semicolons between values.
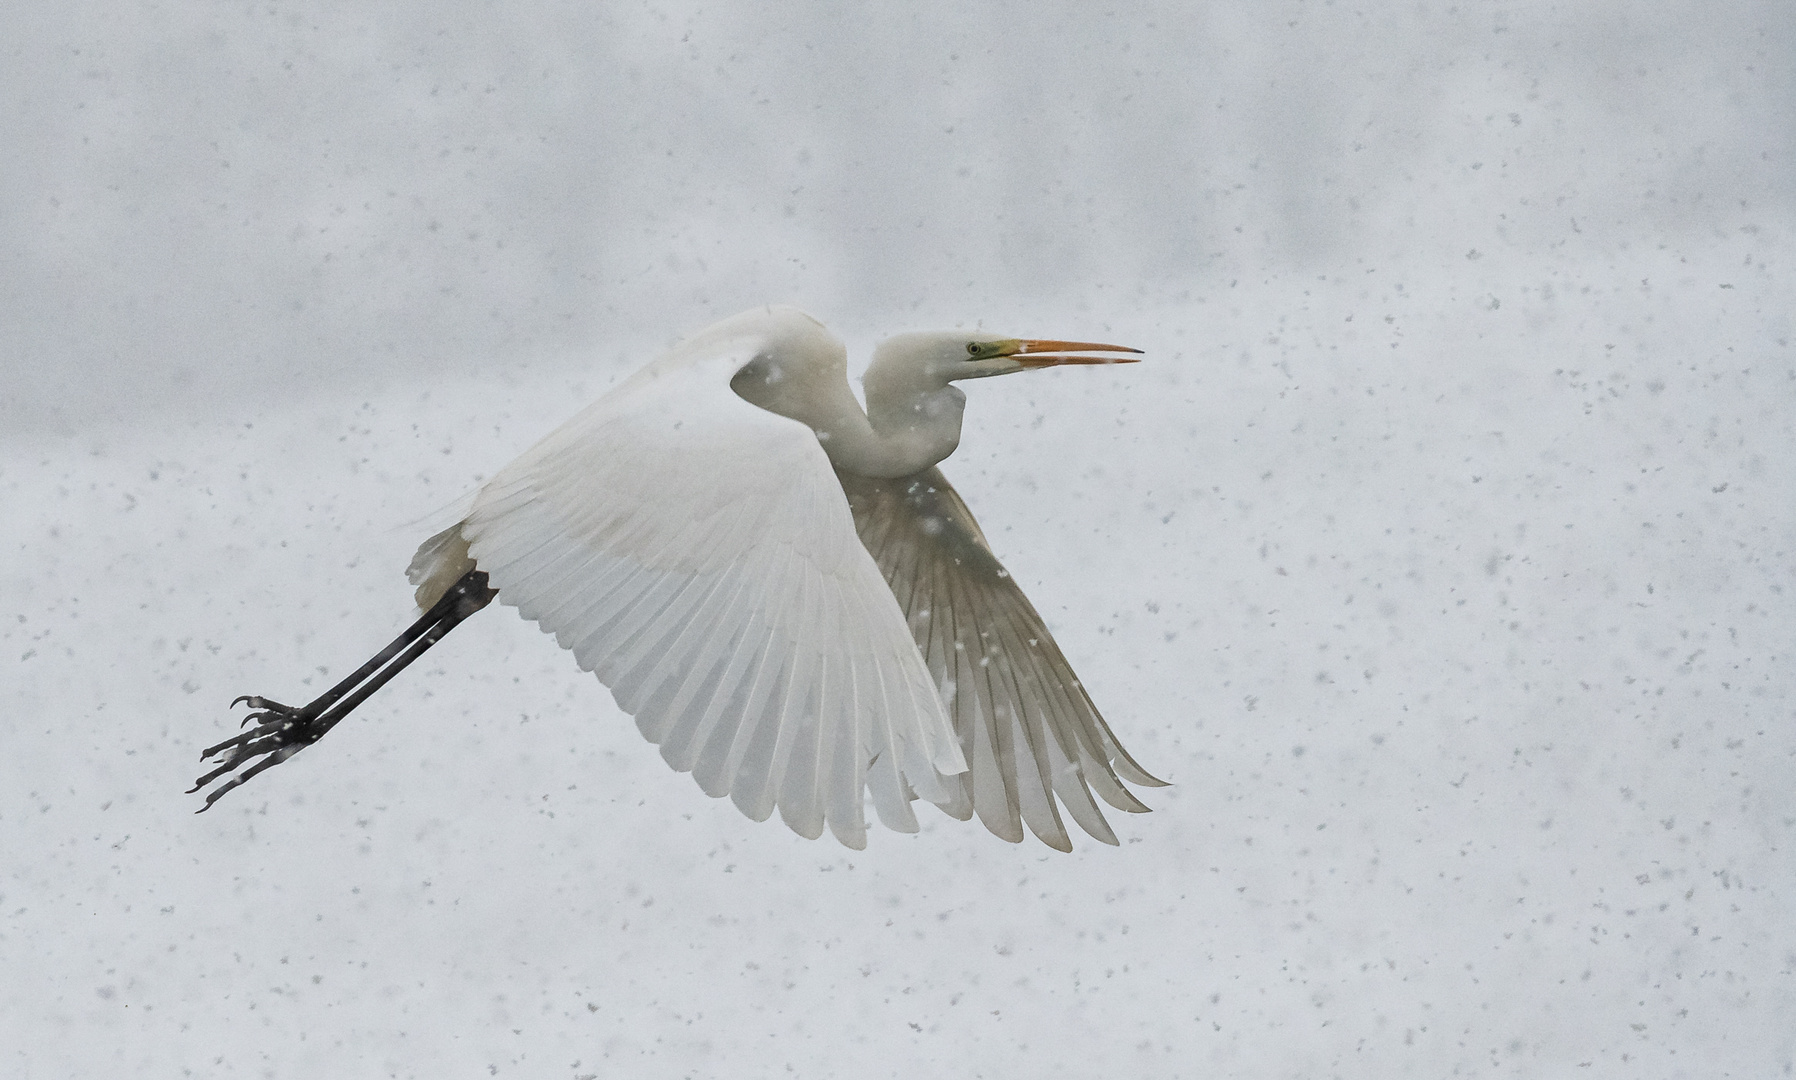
3;2;1790;1077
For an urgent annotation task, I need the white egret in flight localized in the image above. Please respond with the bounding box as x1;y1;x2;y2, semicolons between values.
194;307;1165;850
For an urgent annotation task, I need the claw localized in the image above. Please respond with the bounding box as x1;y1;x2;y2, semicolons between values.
233;696;295;727
202;714;288;758
202;730;253;759
233;695;292;712
194;742;307;813
194;694;322;808
189;751;254;793
240;709;277;729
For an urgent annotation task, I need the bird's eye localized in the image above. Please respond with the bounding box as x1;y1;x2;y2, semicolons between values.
966;342;981;357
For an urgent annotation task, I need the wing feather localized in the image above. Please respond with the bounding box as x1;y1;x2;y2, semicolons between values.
825;653;867;849
669;597;770;777
777;655;829;840
637;568;756;746
603;571;725;696
986;616;1072;852
430;315;965;846
835;466;1165;849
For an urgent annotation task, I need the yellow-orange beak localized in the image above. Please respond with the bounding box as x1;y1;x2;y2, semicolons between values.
1005;339;1144;367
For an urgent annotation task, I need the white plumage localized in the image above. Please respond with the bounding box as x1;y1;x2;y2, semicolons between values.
199;306;1163;850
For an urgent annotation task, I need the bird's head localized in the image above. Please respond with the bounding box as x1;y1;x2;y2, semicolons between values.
874;331;1143;384
834;327;1144;476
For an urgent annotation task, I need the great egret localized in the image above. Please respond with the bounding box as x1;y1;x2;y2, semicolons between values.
194;306;1165;850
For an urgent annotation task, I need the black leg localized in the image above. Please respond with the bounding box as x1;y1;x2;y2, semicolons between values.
192;568;498;811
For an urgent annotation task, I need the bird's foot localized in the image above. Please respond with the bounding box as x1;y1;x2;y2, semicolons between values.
189;695;326;811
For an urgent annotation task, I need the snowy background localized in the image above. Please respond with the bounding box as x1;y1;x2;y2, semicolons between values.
3;1;1791;1076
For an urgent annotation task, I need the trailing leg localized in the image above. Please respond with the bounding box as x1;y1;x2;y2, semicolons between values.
191;569;497;810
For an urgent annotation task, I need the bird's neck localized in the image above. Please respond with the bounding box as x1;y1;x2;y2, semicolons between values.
833;363;965;479
730;347;966;479
819;389;964;479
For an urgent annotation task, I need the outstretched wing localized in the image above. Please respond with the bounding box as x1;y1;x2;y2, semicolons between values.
835;467;1166;851
410;316;966;849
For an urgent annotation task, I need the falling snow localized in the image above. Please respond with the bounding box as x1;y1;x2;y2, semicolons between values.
2;3;1791;1078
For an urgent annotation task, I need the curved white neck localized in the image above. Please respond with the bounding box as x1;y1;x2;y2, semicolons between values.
732;349;966;479
839;351;966;478
826;384;965;479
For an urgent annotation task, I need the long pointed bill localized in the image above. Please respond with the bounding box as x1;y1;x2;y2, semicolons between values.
1007;339;1144;367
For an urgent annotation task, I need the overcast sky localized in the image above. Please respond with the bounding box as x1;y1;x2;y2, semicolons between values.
5;1;1789;436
